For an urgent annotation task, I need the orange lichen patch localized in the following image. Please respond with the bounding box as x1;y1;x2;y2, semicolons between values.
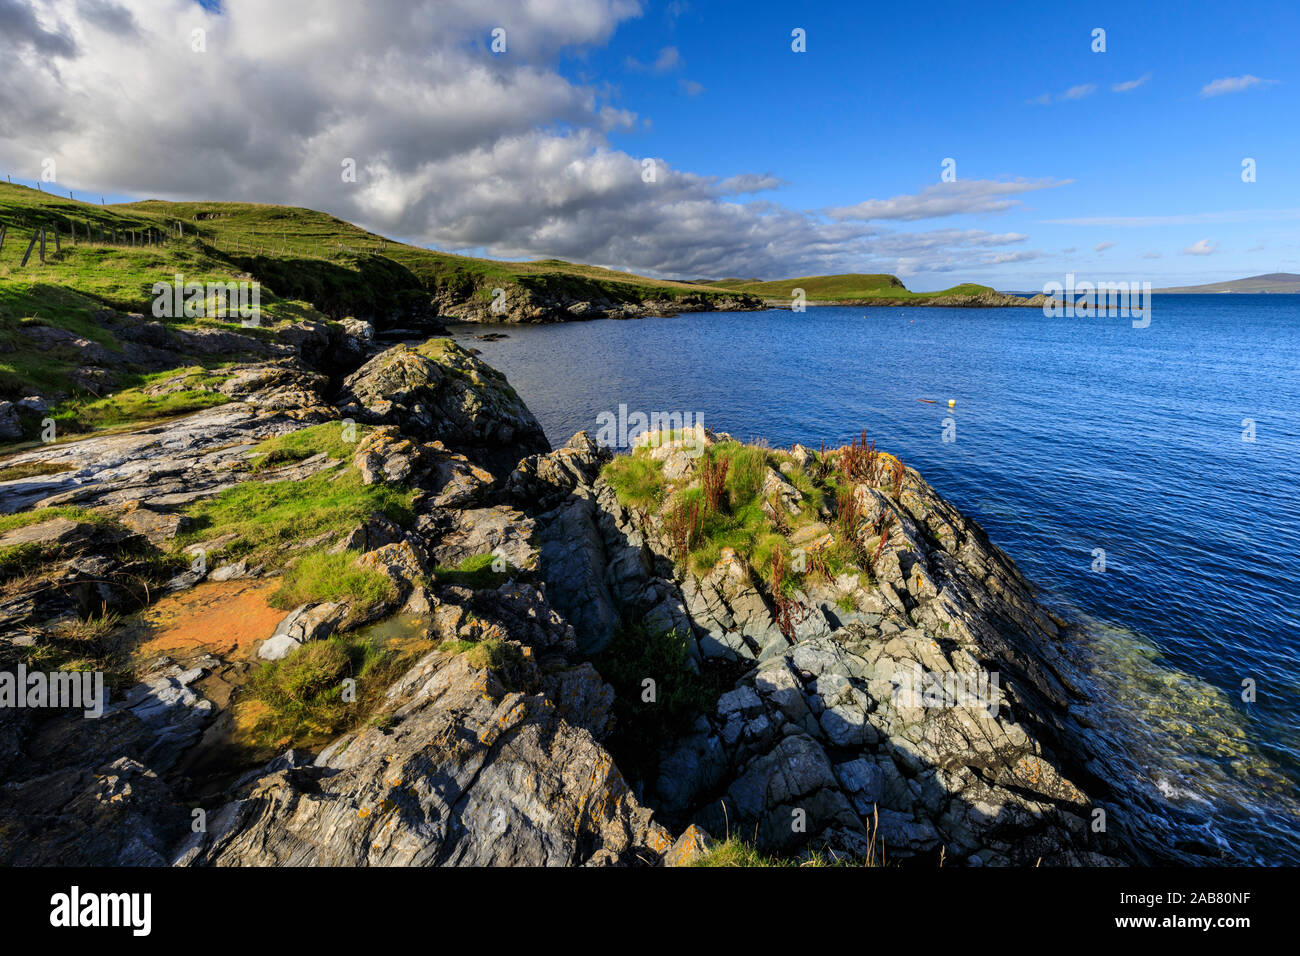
129;580;285;660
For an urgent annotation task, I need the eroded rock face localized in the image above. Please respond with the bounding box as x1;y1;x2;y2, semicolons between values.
511;433;695;655
511;433;1144;865
176;644;671;866
0;326;1156;868
0;657;217;865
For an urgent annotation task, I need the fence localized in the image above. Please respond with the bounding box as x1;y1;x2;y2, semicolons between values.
0;219;396;267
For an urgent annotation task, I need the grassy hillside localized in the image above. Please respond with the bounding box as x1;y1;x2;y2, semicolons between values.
0;184;736;318
0;181;757;422
708;272;996;302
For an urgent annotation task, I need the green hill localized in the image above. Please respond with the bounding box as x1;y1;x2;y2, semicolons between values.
0;182;758;416
0;183;748;319
707;272;998;302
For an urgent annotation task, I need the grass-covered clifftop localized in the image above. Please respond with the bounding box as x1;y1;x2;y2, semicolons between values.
702;272;1035;306
0;181;761;438
0;182;759;331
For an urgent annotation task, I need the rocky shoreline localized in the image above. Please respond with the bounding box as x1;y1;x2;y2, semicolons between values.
0;322;1191;867
432;280;764;324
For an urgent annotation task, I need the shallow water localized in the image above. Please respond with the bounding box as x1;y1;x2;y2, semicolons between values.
452;294;1300;863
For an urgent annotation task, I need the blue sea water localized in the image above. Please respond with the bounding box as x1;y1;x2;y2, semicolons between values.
451;294;1300;863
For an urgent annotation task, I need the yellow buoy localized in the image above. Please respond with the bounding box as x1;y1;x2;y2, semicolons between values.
948;399;956;408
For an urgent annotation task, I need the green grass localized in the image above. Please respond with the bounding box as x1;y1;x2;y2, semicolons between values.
431;552;516;590
0;183;752;325
691;838;872;867
176;466;415;569
0;460;73;481
46;367;234;435
602;449;668;511
270;549;398;618
16;610;136;693
461;637;531;689
707;272;998;302
242;634;414;750
0;506;115;534
602;435;891;598
0;181;763;416
593;623;714;781
248;421;366;472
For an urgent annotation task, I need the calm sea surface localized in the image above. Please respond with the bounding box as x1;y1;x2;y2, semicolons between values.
450;294;1300;863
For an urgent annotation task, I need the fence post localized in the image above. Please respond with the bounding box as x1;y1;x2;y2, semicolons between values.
21;232;36;267
39;227;46;263
0;224;6;254
54;224;61;253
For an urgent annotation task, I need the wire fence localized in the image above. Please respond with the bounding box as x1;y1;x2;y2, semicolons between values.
0;217;395;268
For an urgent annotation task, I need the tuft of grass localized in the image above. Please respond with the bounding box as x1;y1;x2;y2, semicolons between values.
691;838;872;867
601;451;667;512
593;623;712;782
270;549;397;618
432;552;515;590
0;505;111;534
241;634;415;750
249;422;367;472
462;637;531;688
0;460;73;482
19;609;135;693
51;387;229;433
38;365;238;438
177;466;414;569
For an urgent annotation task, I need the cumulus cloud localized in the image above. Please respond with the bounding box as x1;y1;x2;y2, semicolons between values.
1183;239;1219;256
0;0;1041;279
1200;74;1275;97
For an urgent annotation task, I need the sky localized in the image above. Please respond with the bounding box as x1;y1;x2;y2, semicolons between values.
1;0;1297;290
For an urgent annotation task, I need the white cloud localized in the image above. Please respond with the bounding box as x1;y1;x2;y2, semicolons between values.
679;78;704;96
1045;208;1300;227
1112;73;1152;93
1028;83;1096;105
1095;241;1117;252
829;179;1067;222
1182;239;1219;256
627;44;681;72
1200;74;1276;97
1142;251;1162;259
0;0;1044;280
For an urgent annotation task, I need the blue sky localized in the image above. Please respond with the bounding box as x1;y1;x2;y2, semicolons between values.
575;0;1300;287
3;0;1296;289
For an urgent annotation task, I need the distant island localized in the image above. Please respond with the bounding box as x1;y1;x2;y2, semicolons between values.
698;273;1044;308
1152;273;1300;294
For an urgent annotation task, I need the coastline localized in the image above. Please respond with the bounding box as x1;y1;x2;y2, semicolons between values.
0;324;1212;866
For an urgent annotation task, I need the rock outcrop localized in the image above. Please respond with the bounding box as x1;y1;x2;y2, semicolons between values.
337;339;549;476
0;334;1165;868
